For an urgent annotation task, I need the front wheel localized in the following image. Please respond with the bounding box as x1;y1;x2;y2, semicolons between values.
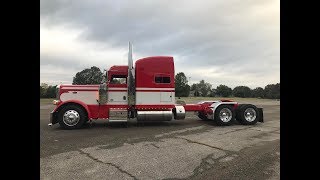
58;105;87;129
214;105;235;126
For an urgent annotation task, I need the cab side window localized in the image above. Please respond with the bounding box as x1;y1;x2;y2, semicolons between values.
155;76;170;84
110;75;127;84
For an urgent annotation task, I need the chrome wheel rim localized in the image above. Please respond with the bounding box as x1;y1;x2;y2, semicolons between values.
63;110;80;126
244;108;256;122
219;108;232;122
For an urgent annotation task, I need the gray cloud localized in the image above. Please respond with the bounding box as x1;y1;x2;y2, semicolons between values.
40;0;279;88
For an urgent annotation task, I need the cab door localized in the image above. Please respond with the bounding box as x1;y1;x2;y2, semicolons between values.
107;75;128;103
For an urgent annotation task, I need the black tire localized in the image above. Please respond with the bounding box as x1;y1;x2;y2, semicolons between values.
198;112;209;121
235;104;247;121
236;104;260;125
58;105;87;129
214;105;235;126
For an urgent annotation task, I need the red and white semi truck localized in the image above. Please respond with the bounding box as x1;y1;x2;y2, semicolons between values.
49;43;263;129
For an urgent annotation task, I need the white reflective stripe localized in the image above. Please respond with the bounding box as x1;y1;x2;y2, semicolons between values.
108;88;127;90
136;87;175;90
62;87;174;90
61;87;98;90
135;92;175;104
60;91;128;105
61;87;127;90
108;91;128;103
107;102;128;105
60;91;98;104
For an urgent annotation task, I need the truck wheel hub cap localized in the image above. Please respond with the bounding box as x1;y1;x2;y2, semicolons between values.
63;110;80;126
219;108;232;122
244;108;256;122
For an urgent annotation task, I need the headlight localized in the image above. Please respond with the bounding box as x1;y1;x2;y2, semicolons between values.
53;100;60;105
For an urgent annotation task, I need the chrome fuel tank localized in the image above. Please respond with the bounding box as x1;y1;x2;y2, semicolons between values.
136;111;173;121
173;105;185;120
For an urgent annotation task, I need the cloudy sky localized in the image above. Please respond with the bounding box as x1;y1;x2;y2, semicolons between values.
40;0;279;89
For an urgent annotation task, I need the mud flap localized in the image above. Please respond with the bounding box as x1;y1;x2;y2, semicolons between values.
258;108;264;122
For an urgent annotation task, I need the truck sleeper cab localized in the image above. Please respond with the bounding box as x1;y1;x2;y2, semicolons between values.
49;44;263;129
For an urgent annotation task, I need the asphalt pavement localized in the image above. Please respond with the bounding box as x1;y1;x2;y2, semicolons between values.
40;99;280;180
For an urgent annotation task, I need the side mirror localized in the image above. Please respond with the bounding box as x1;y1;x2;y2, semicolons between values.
102;69;108;84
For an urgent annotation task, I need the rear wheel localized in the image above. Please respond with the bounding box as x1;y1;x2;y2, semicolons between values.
236;104;260;125
214;105;235;126
58;105;87;129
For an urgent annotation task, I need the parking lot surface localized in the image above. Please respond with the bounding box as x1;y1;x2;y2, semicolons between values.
40;99;280;180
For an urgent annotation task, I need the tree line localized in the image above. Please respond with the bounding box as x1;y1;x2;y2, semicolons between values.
40;66;280;99
40;83;57;98
175;72;280;99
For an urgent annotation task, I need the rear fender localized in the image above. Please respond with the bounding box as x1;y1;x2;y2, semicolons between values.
208;101;238;120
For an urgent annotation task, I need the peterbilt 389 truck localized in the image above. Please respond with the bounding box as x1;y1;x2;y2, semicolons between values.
49;43;263;129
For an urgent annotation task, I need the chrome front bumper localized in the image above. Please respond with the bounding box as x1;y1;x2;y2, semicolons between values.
48;111;58;126
48;111;53;126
